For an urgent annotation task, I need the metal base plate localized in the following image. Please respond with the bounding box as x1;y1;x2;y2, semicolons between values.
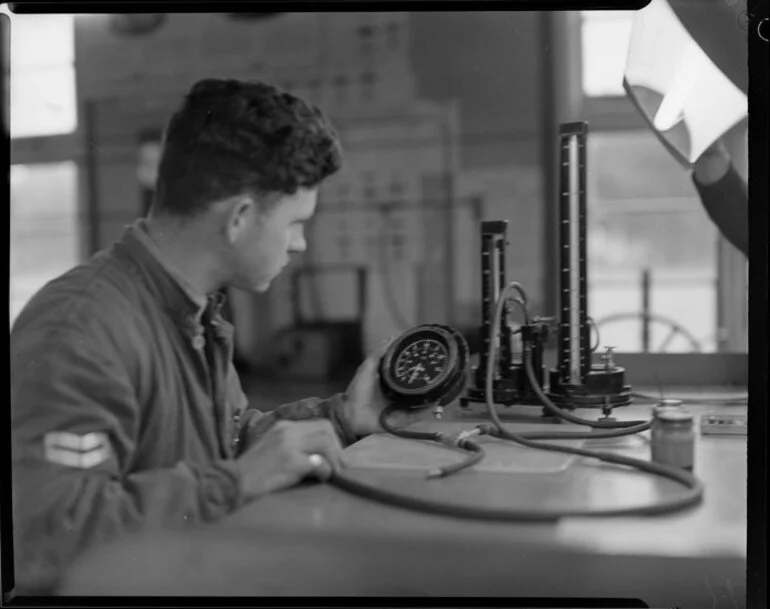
545;388;633;409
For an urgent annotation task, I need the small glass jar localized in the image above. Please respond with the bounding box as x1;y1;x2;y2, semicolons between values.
651;407;695;471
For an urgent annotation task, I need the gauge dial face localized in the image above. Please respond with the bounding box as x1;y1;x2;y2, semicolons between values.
393;338;449;390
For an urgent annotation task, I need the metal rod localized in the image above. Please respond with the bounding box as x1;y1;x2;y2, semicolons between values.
497;232;513;373
291;270;303;327
568;135;581;384
578;126;589;379
642;267;651;352
539;11;559;320
442;113;456;328
357;266;367;325
557;121;589;385
478;221;507;380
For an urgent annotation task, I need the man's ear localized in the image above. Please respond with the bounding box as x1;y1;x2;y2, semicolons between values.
223;194;257;244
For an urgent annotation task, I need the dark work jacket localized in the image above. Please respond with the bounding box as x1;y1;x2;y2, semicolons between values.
10;222;357;594
692;164;749;258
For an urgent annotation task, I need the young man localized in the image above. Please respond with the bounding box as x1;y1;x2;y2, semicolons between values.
10;79;398;593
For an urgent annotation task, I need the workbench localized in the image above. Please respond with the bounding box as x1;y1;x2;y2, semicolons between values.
60;389;747;608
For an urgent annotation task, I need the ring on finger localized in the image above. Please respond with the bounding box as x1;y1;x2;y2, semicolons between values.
308;453;326;468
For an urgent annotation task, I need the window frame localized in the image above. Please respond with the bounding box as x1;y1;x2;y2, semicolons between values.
8;13;88;286
547;10;748;387
6;12;78;141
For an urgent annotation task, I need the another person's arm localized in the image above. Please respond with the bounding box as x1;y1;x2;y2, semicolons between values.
691;141;748;258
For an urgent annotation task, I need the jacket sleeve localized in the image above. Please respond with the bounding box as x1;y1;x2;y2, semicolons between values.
692;164;749;258
11;325;246;594
236;393;359;455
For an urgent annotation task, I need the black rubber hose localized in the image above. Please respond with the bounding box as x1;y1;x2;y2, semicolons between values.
377;405;486;478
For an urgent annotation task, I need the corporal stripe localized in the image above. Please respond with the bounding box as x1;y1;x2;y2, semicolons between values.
44;431;109;452
43;432;112;468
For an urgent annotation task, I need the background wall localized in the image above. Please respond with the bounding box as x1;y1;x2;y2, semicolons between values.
69;11;553;361
10;9;746;379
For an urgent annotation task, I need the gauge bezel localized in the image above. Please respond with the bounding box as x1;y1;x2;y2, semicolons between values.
378;324;470;409
382;328;457;396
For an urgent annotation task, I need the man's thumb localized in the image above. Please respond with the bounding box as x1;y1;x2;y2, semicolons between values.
375;336;397;356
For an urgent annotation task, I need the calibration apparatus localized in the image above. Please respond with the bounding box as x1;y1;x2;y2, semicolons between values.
458;121;632;414
378;122;632;416
330;121;705;522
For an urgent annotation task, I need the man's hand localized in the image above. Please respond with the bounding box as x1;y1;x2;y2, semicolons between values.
234;419;344;501
341;338;423;437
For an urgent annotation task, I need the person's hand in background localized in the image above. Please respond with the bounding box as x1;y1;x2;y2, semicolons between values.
693;139;731;186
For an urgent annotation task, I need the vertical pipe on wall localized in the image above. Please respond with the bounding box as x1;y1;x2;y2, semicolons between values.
641;267;651;352
539;11;582;318
442;110;456;328
540;12;558;318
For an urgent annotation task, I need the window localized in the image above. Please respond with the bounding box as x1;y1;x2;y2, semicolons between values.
7;13;77;139
10;162;81;326
580;10;635;97
577;9;746;355
586;130;719;353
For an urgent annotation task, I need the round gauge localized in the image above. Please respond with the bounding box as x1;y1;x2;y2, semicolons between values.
379;324;470;409
393;338;450;391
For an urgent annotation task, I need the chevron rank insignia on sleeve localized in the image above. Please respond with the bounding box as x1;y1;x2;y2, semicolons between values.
43;431;112;469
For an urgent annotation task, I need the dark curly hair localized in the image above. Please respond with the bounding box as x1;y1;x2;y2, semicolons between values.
152;78;343;217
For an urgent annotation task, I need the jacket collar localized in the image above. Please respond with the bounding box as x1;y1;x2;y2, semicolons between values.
111;220;228;333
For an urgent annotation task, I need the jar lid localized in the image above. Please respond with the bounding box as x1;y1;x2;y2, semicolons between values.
657;398;684;408
656;408;693;422
652;405;682;416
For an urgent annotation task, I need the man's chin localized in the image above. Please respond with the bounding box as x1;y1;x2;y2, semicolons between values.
239;270;282;293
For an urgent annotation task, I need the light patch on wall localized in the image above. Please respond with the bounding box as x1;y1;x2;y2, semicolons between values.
10;161;80;326
137;139;162;189
8;13;77;138
580;11;635;97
